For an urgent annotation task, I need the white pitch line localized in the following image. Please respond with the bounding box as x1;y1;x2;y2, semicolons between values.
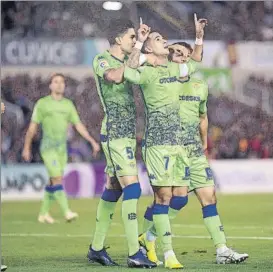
172;224;273;230
8;221;272;231
2;233;273;240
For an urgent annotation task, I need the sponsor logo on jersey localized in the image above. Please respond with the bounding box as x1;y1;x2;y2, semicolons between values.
179;95;201;101
99;59;109;68
159;76;177;84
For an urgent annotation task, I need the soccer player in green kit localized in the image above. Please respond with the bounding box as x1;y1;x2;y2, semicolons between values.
123;21;205;267
87;19;156;268
22;73;100;224
141;42;249;265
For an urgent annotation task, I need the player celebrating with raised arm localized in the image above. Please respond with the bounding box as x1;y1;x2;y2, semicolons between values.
87;19;156;268
143;41;249;264
22;73;100;224
123;16;205;266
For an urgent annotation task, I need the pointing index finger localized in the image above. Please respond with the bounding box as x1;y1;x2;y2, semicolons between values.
194;13;198;24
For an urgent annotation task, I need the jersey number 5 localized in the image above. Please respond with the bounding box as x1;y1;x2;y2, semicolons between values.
126;147;134;159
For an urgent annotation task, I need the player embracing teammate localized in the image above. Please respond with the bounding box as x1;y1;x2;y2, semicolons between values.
89;14;249;269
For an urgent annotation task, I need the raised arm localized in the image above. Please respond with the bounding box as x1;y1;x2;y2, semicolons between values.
191;13;207;62
127;23;150;68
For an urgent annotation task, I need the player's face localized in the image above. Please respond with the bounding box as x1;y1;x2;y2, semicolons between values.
50;76;65;95
147;32;169;56
169;44;192;64
119;28;136;54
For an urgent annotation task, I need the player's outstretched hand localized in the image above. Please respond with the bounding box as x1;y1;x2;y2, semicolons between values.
194;13;208;39
137;18;151;43
22;148;31;162
91;142;101;159
1;102;5;114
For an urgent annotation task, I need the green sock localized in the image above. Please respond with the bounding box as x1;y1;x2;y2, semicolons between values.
143;218;154;233
153;204;173;252
92;198;118;251
168;207;179;220
122;199;139;256
203;205;227;247
39;188;54;215
53;185;70;215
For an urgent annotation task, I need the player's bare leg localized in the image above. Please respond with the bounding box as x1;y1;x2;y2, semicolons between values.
88;175;121;266
195;187;249;264
152;186;183;269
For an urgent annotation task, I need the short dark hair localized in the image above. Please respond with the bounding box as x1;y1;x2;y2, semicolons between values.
107;19;135;45
168;42;193;61
50;73;65;84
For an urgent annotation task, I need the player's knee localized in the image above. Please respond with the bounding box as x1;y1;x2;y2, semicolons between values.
123;182;141;201
119;175;138;187
155;193;172;205
170;195;188;211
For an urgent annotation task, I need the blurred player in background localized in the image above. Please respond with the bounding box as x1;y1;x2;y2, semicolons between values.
123;14;205;266
87;20;156;268
22;74;100;224
1;102;8;271
141;42;249;265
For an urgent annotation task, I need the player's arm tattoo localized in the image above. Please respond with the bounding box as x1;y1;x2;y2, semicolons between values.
103;65;125;84
126;48;141;69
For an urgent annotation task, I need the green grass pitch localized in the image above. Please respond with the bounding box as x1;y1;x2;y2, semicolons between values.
1;194;273;271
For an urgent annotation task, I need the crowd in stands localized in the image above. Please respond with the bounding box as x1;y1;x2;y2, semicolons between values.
2;1;273;40
1;73;273;163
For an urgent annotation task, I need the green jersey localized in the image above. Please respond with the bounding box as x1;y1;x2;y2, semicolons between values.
179;78;208;156
31;95;80;152
124;60;198;147
93;51;136;140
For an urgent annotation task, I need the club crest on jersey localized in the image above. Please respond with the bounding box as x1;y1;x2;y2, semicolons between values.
99;59;109;68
